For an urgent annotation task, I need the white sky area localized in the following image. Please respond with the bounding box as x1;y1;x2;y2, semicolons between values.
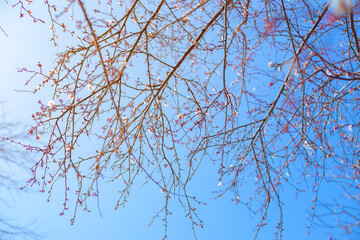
331;0;353;15
0;4;55;123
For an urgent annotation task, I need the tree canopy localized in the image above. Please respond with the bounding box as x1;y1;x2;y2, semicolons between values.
3;0;360;238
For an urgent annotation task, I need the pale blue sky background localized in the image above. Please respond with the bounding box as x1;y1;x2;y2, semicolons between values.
0;1;357;240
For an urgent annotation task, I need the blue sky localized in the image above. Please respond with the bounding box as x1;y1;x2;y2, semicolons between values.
0;1;358;240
